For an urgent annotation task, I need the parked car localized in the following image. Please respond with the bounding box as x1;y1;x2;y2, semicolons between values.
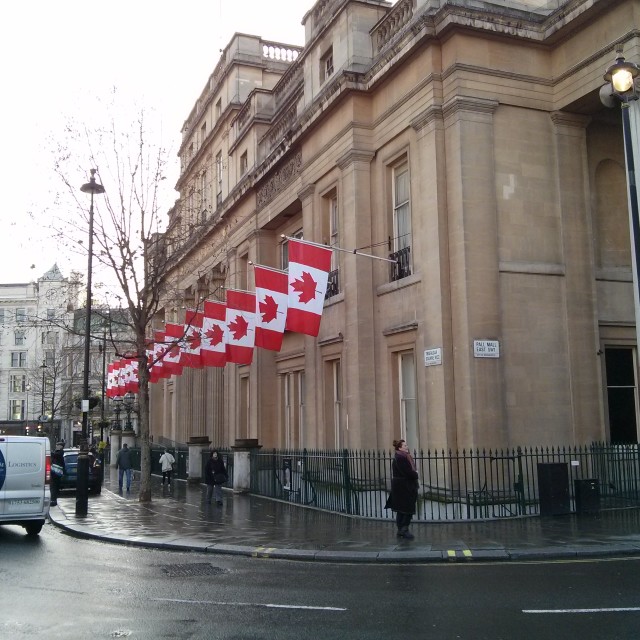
0;435;50;535
59;449;102;494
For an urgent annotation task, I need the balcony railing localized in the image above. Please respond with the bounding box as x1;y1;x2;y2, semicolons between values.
389;245;411;281
325;269;339;300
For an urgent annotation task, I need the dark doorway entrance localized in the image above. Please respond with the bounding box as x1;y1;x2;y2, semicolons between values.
605;347;639;444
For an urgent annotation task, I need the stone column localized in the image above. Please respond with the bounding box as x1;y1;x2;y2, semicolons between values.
109;429;122;466
443;96;505;449
551;111;602;441
187;437;211;484
336;149;376;449
231;438;261;493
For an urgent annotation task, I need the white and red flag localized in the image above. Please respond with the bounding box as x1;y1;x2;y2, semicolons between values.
201;300;227;367
107;362;117;397
254;265;288;351
149;330;170;382
225;289;256;365
180;309;203;369
163;323;184;376
285;238;333;337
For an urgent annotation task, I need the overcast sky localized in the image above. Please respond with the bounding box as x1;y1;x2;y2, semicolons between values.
0;0;313;285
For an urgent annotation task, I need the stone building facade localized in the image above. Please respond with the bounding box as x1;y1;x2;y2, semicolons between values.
150;0;640;453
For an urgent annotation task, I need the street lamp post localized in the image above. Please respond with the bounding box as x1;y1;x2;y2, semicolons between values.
25;383;31;435
77;168;105;516
40;360;47;421
113;396;123;429
123;391;135;431
601;48;640;349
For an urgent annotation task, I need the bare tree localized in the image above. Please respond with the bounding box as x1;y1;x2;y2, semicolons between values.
52;108;185;502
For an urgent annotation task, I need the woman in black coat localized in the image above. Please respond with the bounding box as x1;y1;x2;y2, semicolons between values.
205;451;227;506
385;439;419;539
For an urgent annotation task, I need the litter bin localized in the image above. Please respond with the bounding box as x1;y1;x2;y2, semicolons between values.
537;462;571;516
574;478;600;514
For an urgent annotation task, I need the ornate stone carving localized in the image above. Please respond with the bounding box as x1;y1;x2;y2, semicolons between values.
256;150;303;209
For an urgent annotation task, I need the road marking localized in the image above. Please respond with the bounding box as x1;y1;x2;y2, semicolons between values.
447;550;456;559
447;549;473;560
523;607;640;614
462;549;473;559
151;598;346;611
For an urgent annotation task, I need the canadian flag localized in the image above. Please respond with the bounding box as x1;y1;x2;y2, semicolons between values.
254;265;288;351
285;238;333;337
149;330;170;382
107;362;117;397
163;323;184;376
201;300;227;367
128;359;140;394
113;359;126;396
225;289;256;365
181;309;203;369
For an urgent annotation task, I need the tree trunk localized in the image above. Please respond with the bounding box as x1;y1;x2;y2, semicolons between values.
137;336;152;502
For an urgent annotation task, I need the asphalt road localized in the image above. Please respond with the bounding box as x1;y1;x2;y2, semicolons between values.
1;523;639;639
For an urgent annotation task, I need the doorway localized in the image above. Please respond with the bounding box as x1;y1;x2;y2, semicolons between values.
605;346;639;444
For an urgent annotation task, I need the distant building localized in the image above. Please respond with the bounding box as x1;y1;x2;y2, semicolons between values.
0;265;79;439
150;0;639;452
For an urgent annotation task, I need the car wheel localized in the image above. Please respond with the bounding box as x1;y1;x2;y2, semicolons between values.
24;522;43;536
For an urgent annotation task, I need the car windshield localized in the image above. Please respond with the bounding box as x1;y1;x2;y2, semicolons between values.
65;454;78;464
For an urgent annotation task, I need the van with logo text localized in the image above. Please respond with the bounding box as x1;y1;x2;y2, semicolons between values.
0;436;51;535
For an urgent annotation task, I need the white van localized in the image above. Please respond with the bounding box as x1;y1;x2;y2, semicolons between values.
0;435;50;535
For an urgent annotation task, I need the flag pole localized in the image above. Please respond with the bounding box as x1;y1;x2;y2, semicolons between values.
280;234;397;264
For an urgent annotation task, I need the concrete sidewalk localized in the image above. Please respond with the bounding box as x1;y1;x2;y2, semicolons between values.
48;467;640;563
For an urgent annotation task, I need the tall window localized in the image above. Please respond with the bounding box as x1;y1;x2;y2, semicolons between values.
47;308;55;322
240;151;248;176
14;330;26;346
10;374;26;393
399;351;418;448
325;359;342;449
45;350;55;368
605;347;638;444
15;308;26;323
10;400;25;420
11;352;27;367
281;229;303;271
390;162;412;280
282;371;305;449
200;122;207;147
215;98;222;121
320;46;334;83
216;152;223;207
200;170;208;222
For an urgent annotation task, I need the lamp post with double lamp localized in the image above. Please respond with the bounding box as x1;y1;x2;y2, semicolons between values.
77;169;105;517
601;47;640;346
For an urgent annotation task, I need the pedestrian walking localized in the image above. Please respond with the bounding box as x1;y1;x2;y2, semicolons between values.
205;450;227;505
50;442;65;506
159;448;176;487
115;443;133;493
385;438;419;539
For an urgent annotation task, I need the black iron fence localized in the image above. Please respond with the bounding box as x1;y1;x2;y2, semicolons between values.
250;443;640;521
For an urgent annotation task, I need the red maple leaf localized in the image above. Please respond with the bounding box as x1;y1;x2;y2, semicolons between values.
205;325;224;346
291;271;317;304
228;314;249;340
187;329;201;350
259;295;279;324
168;344;180;358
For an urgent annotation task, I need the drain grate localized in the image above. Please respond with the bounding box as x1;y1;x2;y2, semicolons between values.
159;563;226;578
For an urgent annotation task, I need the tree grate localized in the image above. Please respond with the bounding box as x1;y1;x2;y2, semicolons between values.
160;563;226;578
